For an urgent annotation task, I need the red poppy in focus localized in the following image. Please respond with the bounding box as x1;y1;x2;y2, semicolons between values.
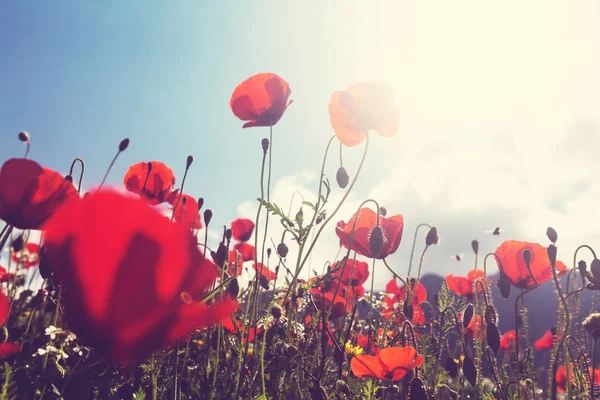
556;365;600;393
329;81;400;147
0;158;78;230
10;242;40;268
231;218;255;242
351;346;424;381
41;189;236;362
0;291;20;359
534;329;558;351
331;258;370;287
446;269;489;300
0;266;15;284
495;241;567;289
233;243;255;262
169;193;202;229
500;330;517;351
123;161;176;205
336;208;404;259
252;263;277;280
230;73;292;128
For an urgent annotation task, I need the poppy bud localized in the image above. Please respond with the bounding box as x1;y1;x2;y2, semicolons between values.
147;161;153;172
522;249;532;266
445;357;458;378
203;209;213;225
462;356;477;386
296;286;305;297
10;234;25;253
267;248;272;258
579;260;587;284
487;322;501;354
551;326;557;337
270;305;282;319
227;278;239;298
225;229;232;242
379;207;387;217
403;299;414;321
185;155;194;169
316;214;324;224
261;138;269;153
0;327;8;344
546;227;558;244
295;208;303;223
463;304;474;328
277;242;288;258
471;240;479;255
410;378;428;400
118;138;130;152
484;304;497;325
591;259;600;282
425;226;439;246
547;244;557;265
259;274;270;290
197;197;204;210
18;131;30;142
497;269;511;299
65;174;74;183
336;167;349;189
369;226;384;257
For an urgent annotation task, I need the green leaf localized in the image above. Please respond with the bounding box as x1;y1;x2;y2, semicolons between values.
302;200;315;210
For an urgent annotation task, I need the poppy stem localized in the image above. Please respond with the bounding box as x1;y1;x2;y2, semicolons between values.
98;146;126;189
367;258;376;350
68;157;85;194
0;225;14;259
414;245;431;292
171;157;193;222
406;223;432;278
593;338;598;398
549;244;570;400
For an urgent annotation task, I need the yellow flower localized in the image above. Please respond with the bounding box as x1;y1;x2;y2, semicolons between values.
345;342;364;357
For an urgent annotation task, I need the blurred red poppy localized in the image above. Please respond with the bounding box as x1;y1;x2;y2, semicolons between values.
169;193;202;229
233;243;255;262
0;158;78;230
230;73;292;128
351;346;423;381
10;242;40;268
464;314;483;339
227;251;244;276
331;258;370;287
446;269;489;300
310;283;359;319
534;329;557;351
500;330;517;351
336;208;404;259
556;364;600;393
252;263;277;280
0;290;20;359
0;266;15;283
382;279;427;325
41;189;236;362
329;81;400;147
123;161;175;205
231;218;255;242
495;241;567;289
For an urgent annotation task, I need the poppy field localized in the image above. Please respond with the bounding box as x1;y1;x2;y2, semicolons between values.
1;73;599;400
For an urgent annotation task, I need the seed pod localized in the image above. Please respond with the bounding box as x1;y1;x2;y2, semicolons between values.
463;304;474;328
336;167;349;189
522;249;532;266
118;138;130;151
425;226;439;246
462;356;477;386
267;248;272;258
546;227;558;244
579;260;588;284
18;131;30;142
277;242;289;258
261;138;269;153
487;322;501;354
214;243;228;267
547;244;557;265
410;377;428;400
379;207;387;217
65;174;74;183
484;304;497;325
197;197;204;210
369;226;384;257
186;155;194;168
403;300;414;321
497;269;511;299
591;259;600;282
471;240;479;255
203;209;213;225
259;274;270;290
227;278;239;298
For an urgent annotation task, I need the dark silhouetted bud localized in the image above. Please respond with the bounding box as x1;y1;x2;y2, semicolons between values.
0;327;8;344
118;138;130;151
425;226;439;246
551;326;557;337
203;209;213;225
487;322;501;354
379;206;387;217
591;259;600;282
227;278;239;298
262;138;269;153
445;357;458;378
579;260;588;284
462;356;477;386
197;197;204;210
147;161;153;172
296;286;305;298
65;174;74;183
547;244;557;265
546;227;558;244
295;208;303;223
522;249;532;266
18;131;30;142
214;243;227;267
484;304;497;325
336;167;349;189
316;213;324;224
497;269;511;299
270;305;282;319
277;242;288;258
403;299;414;321
267;248;272;257
186;155;194;168
410;378;428;400
463;304;474;328
259;274;270;290
38;247;52;279
225;229;232;241
369;226;384;257
10;234;25;253
471;240;479;255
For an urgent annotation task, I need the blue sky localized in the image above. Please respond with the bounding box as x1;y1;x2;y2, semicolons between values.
3;1;600;287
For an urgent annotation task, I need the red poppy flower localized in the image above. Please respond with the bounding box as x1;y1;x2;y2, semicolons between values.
10;242;40;268
556;365;600;393
233;243;255;262
495;241;568;289
222;316;242;334
499;330;517;351
534;329;558;351
252;263;277;280
357;333;369;349
230;73;292;128
169;193;202;229
231;218;255;242
464;314;483;339
336;208;404;259
310;283;358;319
382;279;427;325
331;258;370;287
329;81;400;147
446;269;489;300
41;189;236;362
351;346;423;381
0;158;78;230
0;266;15;283
0;290;20;359
123;161;176;205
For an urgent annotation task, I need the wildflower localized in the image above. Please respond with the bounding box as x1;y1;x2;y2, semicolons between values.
534;328;558;351
233;242;255;262
336;207;404;259
382;278;427;325
10;242;40;268
351;346;424;381
329;80;400;147
169;193;202;229
0;291;19;359
0;158;78;229
345;341;364;357
231;218;255;242
463;314;483;339
446;269;489;300
556;364;600;393
230;73;292;128
123;161;175;205
495;240;567;289
331;258;370;287
41;189;236;361
499;330;517;351
0;266;15;283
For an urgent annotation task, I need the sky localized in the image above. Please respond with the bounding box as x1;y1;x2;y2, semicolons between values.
1;1;600;290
